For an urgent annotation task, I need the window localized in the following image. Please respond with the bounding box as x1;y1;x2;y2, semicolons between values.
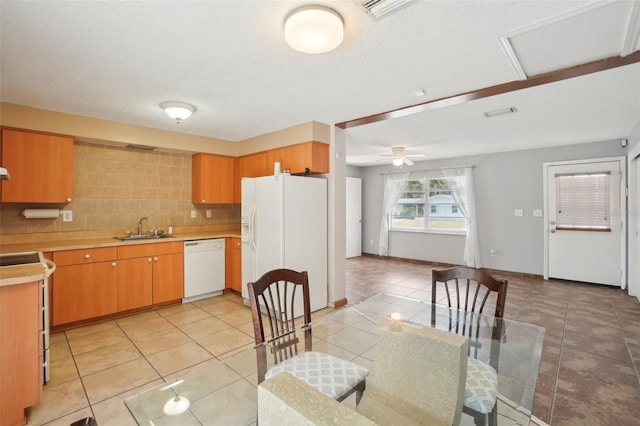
391;175;467;232
555;172;611;231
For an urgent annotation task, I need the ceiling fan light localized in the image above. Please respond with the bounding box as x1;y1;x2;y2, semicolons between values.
392;157;404;167
284;6;344;54
160;101;196;124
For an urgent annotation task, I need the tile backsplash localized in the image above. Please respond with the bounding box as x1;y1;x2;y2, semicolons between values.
0;142;240;236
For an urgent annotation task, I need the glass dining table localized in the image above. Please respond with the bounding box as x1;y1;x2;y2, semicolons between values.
125;293;545;425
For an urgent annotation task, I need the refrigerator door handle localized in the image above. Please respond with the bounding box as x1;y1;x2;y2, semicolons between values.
250;206;257;251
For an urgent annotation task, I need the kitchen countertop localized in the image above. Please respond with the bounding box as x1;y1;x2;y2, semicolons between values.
0;232;242;255
0;263;46;287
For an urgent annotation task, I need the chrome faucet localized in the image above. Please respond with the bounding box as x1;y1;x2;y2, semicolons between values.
138;217;148;235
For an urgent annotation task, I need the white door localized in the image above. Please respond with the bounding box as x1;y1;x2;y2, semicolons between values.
545;158;625;286
346;177;362;258
629;151;640;298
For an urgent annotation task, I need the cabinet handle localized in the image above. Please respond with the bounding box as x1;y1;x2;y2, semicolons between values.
154;257;158;261
66;197;72;202
84;254;90;259
202;199;206;203
237;242;240;247
147;257;152;262
112;262;116;267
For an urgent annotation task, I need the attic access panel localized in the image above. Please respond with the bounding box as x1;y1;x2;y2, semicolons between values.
499;1;639;79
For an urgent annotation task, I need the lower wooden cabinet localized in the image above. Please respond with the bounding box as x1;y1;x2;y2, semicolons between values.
0;280;42;426
152;252;184;304
117;241;184;307
52;241;183;327
52;261;117;325
117;257;153;311
225;237;242;293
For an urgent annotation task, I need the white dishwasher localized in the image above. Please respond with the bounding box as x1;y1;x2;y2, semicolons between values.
183;239;226;303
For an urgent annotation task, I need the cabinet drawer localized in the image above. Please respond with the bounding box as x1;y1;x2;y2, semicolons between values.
53;247;117;266
118;241;183;259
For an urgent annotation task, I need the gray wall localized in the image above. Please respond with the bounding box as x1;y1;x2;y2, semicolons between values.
347;165;364;179
359;140;626;275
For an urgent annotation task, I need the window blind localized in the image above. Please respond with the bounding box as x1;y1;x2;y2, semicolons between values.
555;172;611;231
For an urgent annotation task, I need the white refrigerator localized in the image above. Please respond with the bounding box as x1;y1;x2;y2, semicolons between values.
241;174;328;313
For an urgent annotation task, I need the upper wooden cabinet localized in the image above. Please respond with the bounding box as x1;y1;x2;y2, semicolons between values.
192;153;235;204
265;142;329;176
1;128;74;203
235;152;267;203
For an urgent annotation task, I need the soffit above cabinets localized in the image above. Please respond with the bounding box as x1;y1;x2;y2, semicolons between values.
499;1;640;79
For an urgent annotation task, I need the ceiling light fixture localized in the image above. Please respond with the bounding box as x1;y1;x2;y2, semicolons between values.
483;107;518;118
160;101;196;124
284;6;344;54
392;157;404;167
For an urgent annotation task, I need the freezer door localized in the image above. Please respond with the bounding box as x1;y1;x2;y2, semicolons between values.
254;176;284;276
241;178;256;301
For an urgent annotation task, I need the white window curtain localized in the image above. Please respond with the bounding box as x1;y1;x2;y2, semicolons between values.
440;167;482;267
378;172;409;256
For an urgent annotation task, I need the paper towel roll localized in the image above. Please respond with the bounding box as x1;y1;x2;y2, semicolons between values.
22;209;60;219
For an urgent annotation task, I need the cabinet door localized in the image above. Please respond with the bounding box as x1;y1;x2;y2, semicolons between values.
192;154;235;204
1;129;74;203
52;262;117;325
265;142;329;175
117;257;153;311
235;152;267;202
225;237;242;293
0;281;41;426
231;240;242;293
152;253;184;304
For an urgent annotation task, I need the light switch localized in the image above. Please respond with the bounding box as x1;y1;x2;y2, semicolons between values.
533;209;543;217
191;210;197;219
514;209;523;217
206;209;212;218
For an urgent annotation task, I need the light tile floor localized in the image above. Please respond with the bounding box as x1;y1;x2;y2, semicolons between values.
26;256;640;425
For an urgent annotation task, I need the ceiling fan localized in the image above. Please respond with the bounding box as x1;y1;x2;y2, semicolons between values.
378;146;425;166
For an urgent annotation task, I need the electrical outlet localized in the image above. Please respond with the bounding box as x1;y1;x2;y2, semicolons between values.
490;249;497;257
514;209;523;217
533;209;542;217
370;239;374;245
191;210;197;219
62;210;73;222
206;209;212;218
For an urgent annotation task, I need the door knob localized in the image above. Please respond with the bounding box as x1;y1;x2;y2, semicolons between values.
550;229;556;233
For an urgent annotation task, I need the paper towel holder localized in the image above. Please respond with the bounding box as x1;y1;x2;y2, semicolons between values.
22;209;61;219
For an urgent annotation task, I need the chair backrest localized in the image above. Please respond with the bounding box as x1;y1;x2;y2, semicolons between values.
358;319;469;426
432;267;508;318
247;268;311;346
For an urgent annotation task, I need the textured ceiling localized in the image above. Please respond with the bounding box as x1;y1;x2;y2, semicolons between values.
1;0;638;166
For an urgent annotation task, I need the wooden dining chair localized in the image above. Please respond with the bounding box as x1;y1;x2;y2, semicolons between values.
247;268;368;404
432;266;508;426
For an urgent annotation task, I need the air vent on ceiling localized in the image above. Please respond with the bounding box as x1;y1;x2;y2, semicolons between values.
361;0;416;19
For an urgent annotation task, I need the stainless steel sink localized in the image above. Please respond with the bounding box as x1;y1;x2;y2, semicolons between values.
114;234;175;241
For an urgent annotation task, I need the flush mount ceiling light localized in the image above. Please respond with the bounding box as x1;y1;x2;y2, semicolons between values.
284;6;344;54
160;101;196;124
483;107;518;118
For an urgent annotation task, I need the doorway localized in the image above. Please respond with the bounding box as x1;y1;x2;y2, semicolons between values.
346;177;362;258
628;145;640;298
543;157;626;287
